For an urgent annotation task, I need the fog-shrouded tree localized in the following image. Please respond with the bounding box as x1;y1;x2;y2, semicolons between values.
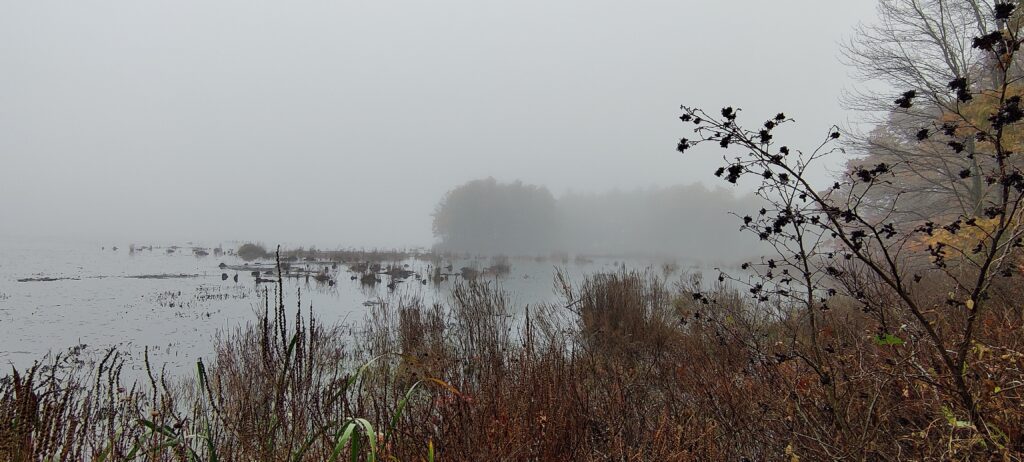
432;180;767;262
842;0;1024;221
557;185;766;261
432;178;559;255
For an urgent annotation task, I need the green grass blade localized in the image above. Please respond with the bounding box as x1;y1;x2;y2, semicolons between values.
125;440;142;460
138;418;178;438
327;422;358;462
349;431;361;462
385;380;422;443
353;418;378;462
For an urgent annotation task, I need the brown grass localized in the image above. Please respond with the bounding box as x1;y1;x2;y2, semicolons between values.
3;262;1023;460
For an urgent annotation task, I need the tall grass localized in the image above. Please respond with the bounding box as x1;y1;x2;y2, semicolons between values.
3;256;1023;459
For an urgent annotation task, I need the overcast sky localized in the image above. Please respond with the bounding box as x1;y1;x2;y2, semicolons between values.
0;0;878;248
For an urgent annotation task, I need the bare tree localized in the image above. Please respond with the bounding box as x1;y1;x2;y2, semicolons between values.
678;3;1024;451
841;0;1024;220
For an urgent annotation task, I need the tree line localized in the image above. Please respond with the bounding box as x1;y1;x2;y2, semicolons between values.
431;177;765;262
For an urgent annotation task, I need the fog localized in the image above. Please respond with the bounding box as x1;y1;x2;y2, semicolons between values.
433;178;768;261
0;0;877;249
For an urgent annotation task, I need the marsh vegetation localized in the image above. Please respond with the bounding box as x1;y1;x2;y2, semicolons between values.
7;0;1024;460
5;248;1024;460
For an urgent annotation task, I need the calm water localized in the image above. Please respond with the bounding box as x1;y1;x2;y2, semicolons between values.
0;237;720;375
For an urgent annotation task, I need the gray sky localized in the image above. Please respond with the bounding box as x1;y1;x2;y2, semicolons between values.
0;0;878;248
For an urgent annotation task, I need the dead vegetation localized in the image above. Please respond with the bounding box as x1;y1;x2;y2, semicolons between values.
3;250;1023;460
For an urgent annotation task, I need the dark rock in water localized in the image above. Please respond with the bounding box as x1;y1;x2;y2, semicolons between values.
221;273;229;281
18;276;78;283
233;273;239;282
383;267;415;279
460;267;479;280
218;262;228;269
126;273;198;280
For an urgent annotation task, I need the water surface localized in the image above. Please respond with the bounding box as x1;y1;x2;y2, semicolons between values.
0;237;721;375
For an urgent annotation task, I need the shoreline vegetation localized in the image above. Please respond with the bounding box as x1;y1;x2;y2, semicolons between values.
237;242;757;266
3;246;1023;460
7;2;1024;459
225;243;749;288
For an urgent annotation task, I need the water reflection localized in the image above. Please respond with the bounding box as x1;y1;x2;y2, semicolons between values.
0;237;727;375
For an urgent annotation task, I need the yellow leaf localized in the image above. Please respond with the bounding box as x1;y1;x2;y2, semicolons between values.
785;443;800;462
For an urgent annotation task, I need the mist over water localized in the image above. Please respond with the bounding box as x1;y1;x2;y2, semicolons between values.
433;179;768;261
0;0;876;383
13;2;1009;460
0;0;877;248
0;236;729;374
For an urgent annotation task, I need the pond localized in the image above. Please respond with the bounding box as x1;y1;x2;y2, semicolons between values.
0;237;726;375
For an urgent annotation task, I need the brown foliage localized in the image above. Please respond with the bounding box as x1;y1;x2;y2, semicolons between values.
3;264;1023;460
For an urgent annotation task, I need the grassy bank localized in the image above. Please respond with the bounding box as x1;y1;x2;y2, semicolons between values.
3;252;1023;460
